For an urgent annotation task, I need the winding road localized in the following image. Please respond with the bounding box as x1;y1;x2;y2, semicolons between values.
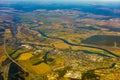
3;30;27;80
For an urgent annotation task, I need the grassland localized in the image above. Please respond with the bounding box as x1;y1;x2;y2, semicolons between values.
52;40;70;49
18;60;51;75
104;47;120;56
17;52;33;60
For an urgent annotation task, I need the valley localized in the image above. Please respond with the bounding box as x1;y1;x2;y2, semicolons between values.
0;1;120;80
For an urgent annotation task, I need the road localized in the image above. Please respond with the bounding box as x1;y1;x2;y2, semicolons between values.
3;30;27;80
2;63;11;80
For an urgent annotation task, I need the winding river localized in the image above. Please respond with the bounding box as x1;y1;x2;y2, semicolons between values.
37;30;120;58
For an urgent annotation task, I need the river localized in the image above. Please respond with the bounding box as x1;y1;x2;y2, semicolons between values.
37;30;120;58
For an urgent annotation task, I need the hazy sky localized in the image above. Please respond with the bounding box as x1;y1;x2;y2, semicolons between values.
2;0;120;2
1;0;120;4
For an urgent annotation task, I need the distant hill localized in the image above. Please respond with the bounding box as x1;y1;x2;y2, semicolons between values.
1;2;119;17
82;35;120;47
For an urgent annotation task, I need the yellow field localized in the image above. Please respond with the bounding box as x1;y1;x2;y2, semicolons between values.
106;47;120;56
32;63;51;74
54;57;65;65
0;55;7;63
58;33;91;44
52;40;70;49
111;50;120;56
17;52;33;60
18;60;51;75
72;46;105;53
52;40;106;54
100;46;120;56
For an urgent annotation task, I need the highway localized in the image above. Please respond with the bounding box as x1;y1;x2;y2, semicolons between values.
3;30;27;80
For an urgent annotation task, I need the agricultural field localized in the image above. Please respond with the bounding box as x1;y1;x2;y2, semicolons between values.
1;0;120;80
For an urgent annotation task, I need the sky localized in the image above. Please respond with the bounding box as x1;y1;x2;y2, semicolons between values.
1;0;120;4
2;0;120;2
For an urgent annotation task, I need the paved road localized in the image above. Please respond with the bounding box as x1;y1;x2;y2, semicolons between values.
3;30;26;80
